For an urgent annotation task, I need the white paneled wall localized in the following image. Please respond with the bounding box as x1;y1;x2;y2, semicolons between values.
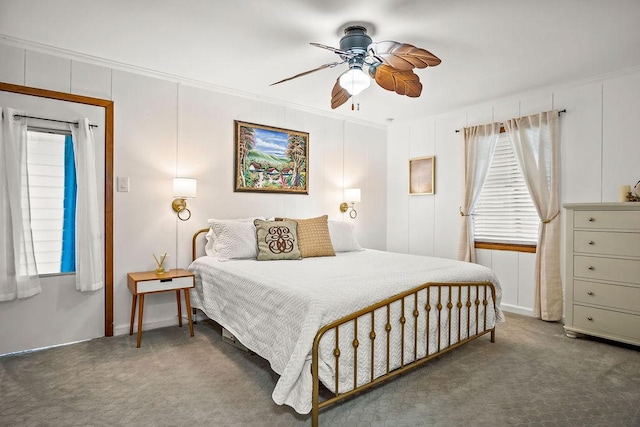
433;113;465;260
602;72;640;200
386;125;410;254
0;49;108;354
0;42;388;353
408;120;435;257
387;67;640;317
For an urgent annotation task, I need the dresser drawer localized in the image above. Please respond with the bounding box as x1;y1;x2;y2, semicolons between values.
574;210;640;230
574;230;640;257
574;280;640;312
574;255;640;285
573;305;640;341
137;276;194;293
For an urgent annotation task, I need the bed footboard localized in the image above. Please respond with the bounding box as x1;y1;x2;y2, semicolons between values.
311;281;496;427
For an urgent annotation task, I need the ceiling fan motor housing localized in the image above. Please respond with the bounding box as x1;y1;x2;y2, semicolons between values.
339;26;372;54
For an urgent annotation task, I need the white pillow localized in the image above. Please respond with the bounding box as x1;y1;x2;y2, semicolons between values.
204;228;217;256
210;220;259;261
328;220;363;252
205;217;263;258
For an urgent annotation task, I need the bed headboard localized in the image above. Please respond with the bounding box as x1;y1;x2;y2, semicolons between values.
192;228;209;261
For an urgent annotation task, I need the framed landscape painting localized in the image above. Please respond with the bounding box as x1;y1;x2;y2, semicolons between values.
409;156;435;195
234;120;309;194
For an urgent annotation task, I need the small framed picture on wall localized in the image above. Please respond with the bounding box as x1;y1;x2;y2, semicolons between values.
409;156;435;195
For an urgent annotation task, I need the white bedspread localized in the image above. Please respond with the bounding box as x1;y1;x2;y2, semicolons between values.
188;249;503;414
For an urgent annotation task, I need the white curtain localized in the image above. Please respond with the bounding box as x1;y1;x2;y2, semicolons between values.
504;111;561;321
0;107;41;301
70;119;103;292
457;123;501;262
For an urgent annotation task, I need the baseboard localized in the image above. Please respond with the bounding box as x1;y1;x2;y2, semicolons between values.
500;303;534;317
113;317;181;336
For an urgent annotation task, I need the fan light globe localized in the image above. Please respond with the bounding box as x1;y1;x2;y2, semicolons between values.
339;68;370;95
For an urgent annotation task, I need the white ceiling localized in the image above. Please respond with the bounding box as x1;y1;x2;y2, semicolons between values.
2;0;640;125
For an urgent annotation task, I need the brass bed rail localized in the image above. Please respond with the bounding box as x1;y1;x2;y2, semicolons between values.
311;281;496;427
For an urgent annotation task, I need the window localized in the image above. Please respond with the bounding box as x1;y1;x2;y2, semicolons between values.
24;129;76;274
473;132;538;248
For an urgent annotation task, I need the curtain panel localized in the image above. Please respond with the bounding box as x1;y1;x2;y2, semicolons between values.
504;111;562;321
0;107;41;301
457;123;500;263
70;118;104;292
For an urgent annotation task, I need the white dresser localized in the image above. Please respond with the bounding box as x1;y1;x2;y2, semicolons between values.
563;203;640;346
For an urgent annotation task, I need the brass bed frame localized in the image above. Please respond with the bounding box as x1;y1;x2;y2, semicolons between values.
191;228;497;427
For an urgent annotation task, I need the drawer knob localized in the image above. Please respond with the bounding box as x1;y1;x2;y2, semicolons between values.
587;316;593;321
588;217;595;222
587;266;594;270
588;240;594;245
587;291;594;296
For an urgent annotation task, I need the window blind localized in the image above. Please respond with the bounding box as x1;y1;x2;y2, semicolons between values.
473;133;539;245
24;130;67;274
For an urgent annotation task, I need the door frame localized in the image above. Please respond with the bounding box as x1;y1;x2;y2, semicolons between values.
0;82;114;336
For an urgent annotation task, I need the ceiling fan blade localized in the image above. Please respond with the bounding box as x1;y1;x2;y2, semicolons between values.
270;61;342;86
369;41;441;71
331;79;350;109
372;64;422;97
310;42;352;57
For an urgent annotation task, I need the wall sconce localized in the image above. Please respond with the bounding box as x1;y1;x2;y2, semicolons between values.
172;177;197;221
340;188;361;219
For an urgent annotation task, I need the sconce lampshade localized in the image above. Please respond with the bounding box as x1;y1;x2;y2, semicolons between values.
173;177;197;199
344;188;361;203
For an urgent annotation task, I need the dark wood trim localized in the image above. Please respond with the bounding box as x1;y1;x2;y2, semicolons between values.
0;82;115;337
475;241;536;253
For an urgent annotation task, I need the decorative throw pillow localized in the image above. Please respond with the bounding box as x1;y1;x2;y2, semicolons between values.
281;215;335;258
328;220;363;252
210;220;259;261
254;219;302;261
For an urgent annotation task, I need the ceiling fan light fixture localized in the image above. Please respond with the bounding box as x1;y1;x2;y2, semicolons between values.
339;67;370;95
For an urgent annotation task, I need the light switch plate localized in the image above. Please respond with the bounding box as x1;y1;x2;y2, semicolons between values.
117;177;129;192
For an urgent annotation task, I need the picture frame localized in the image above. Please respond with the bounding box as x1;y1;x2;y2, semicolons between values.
234;120;309;194
409;156;435;195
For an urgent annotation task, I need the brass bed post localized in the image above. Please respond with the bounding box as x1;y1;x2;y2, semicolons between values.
352;318;358;390
490;284;497;343
426;287;431;356
400;298;405;368
413;293;419;361
447;286;453;347
192;228;209;261
191;228;210;325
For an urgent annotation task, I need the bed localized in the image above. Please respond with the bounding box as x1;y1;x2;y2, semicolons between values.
188;219;503;426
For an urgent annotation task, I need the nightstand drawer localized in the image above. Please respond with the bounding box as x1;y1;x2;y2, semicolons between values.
574;280;640;312
574;255;640;285
574;210;640;230
137;276;193;293
574;231;640;257
573;305;640;341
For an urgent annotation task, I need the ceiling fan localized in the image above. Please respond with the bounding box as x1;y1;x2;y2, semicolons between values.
270;24;441;109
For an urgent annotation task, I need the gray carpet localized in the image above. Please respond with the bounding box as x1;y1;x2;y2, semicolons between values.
1;312;639;426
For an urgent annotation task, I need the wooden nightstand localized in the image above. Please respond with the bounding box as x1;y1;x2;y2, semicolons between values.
127;268;195;348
